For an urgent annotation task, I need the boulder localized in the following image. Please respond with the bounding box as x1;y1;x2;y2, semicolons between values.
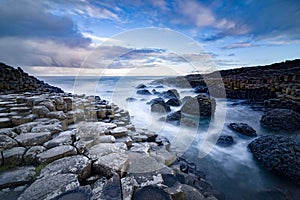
40;155;91;181
0;166;36;189
15;132;51;146
228;123;257;137
216;135;234;147
87;143;125;160
0;135;18;150
126;97;138;102
248;135;300;185
37;145;77;164
137;89;151;95
18;173;79;200
158;89;180;99
150;98;171;113
24;146;47;165
3;147;26;166
136;84;147;89
32;106;50;118
31;123;63;134
260;109;300;131
166;98;181;107
46;111;67;120
194;86;208;94
181;94;216;116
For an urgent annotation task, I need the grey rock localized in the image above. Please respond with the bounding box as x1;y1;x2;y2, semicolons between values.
14;121;41;134
0;135;18;150
31;123;63;134
181;184;205;200
24;146;47;165
137;89;151;95
3;147;26;166
109;127;128;137
101;173;122;199
0;128;18;138
260;109;300;131
121;177;136;200
216;135;234;147
150;148;176;166
0;166;35;189
181;94;216;116
127;153;165;174
93;152;129;177
98;135;116;143
76;122;116;140
0;118;11;128
15;132;51;146
43;130;75;148
40;155;91;181
32;106;50;118
37;145;77;164
18;173;79;200
91;177;108;200
159;89;180;99
87;143;124;160
46;111;67;120
150;98;171;113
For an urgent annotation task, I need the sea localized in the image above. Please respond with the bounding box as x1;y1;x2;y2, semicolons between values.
39;76;300;200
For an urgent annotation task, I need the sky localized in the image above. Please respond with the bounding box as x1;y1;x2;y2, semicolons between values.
0;0;300;76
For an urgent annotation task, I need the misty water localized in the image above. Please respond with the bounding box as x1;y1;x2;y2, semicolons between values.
40;76;300;200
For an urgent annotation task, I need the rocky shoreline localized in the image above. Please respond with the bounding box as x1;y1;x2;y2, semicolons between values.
0;64;220;199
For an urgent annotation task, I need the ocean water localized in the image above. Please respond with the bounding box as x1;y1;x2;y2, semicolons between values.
39;76;300;200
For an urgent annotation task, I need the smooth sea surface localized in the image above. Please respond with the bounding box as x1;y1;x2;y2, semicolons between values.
39;76;300;200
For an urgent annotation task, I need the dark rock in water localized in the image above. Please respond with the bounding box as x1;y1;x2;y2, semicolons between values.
162;174;178;187
158;89;180;99
166;98;181;106
228;123;257;137
137;89;151;95
248;135;300;185
133;186;172;200
151;89;160;95
181;94;216;116
216;135;234;147
194;86;208;93
166;111;181;123
126;97;137;102
136;84;147;89
179;160;189;173
260;109;300;131
150;98;171;113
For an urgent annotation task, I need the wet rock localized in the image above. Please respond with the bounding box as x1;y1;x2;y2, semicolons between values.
93;152;129;177
165;111;181;123
0;166;35;189
216;135;234;147
109;127;128;137
137;89;151;95
150;98;171;113
43;130;75;148
260;109;300;131
126;97;137;102
166;98;181;107
248;135;300;185
37;145;77;163
181;184;205;200
0;135;18;150
18;173;79;200
15;132;51;146
0;118;11;128
194;86;208;94
3;147;26;166
228;123;257;137
24;146;46;165
164;182;185;200
91;177;107;200
133;186;172;200
181;94;216;116
136;84;147;89
40;155;91;181
101;173;122;199
159;89;180;99
32;106;50;118
150;148;176;166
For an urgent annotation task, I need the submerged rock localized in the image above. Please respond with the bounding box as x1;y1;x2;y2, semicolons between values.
216;135;234;147
137;89;151;95
260;109;300;131
248;135;300;185
228;123;257;137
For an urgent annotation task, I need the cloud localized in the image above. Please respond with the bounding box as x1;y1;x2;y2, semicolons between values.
222;42;257;49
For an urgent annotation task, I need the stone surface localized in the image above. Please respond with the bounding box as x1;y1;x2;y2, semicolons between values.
181;94;216;116
0;118;11;128
91;177;107;200
31;123;63;134
24;146;47;165
260;109;300;131
127;153;165;174
121;177;136;200
0;166;35;189
228;123;257;137
0;134;18;150
98;135;116;143
37;145;77;163
52;186;93;200
248;135;300;185
3;147;26;166
40;155;91;181
18;173;79;200
15;132;51;146
133;186;172;200
46;111;67;120
101;173;122;200
166;98;181;107
137;89;151;95
109;127;128;137
216;135;234;147
93;152;129;177
87;143;124;160
32;106;50;118
43;130;75;148
150;98;171;113
150;148;176;166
